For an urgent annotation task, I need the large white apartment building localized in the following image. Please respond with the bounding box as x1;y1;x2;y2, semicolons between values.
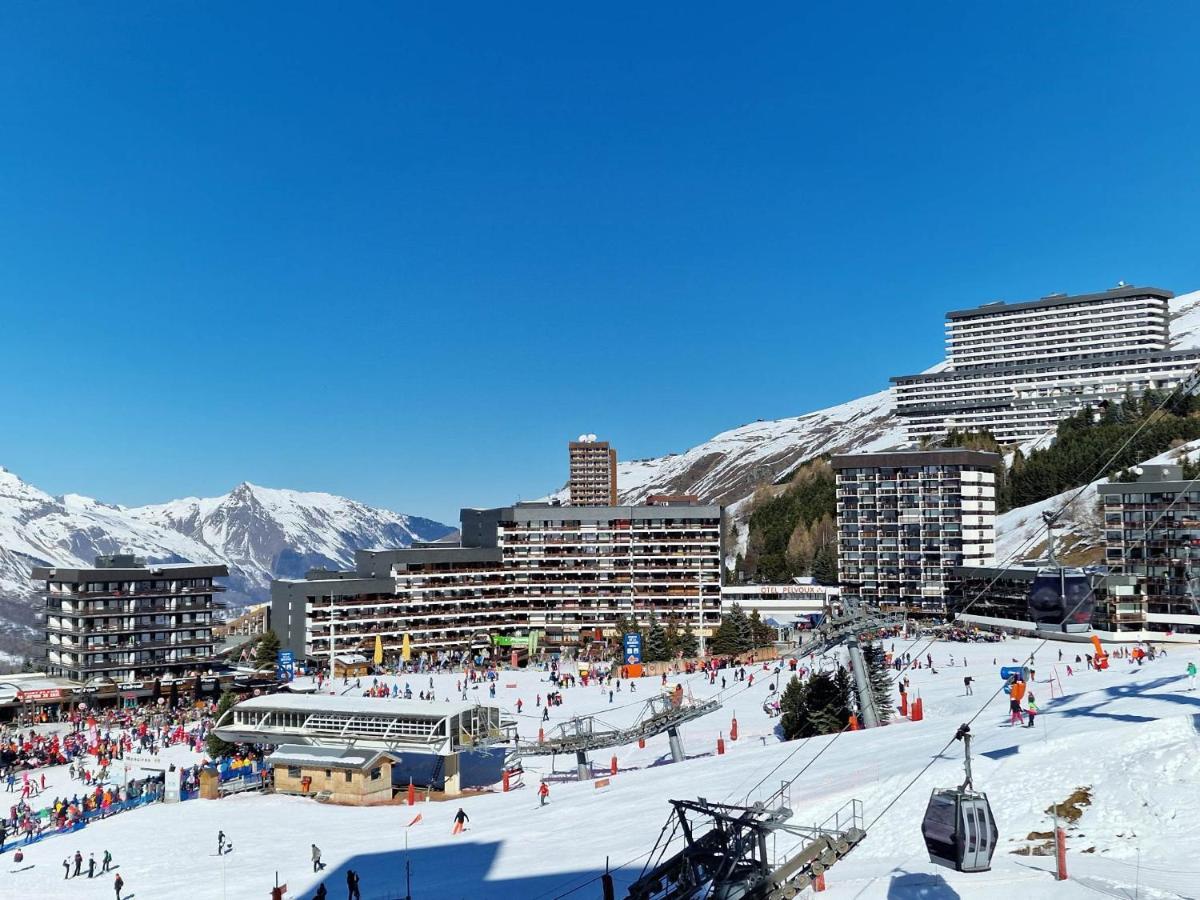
893;286;1200;444
832;449;999;612
272;500;723;661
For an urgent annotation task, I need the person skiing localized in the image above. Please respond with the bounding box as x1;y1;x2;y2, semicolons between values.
114;872;125;900
347;868;361;900
218;829;226;855
538;780;550;807
1025;694;1038;728
312;843;323;872
963;676;973;696
63;857;70;879
74;850;83;877
88;852;96;878
1187;660;1197;691
102;850;113;873
452;807;469;834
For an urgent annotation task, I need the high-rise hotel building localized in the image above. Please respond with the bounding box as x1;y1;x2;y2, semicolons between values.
35;555;227;682
272;499;723;661
892;285;1200;444
833;449;999;611
569;435;618;506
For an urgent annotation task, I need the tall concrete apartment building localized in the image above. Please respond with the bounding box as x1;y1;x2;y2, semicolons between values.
569;434;618;506
1097;463;1200;635
832;449;999;611
34;554;227;683
892;285;1200;444
272;500;722;661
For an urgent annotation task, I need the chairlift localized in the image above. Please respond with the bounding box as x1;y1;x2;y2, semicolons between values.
921;724;998;873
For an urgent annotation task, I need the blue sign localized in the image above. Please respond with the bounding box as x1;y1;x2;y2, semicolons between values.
276;649;295;681
622;633;642;665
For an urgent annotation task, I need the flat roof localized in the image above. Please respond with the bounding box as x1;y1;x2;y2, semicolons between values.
266;744;391;770
31;563;229;580
945;285;1173;321
235;693;486;719
831;449;1001;469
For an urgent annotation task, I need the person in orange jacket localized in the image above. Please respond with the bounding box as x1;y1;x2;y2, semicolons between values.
538;781;550;807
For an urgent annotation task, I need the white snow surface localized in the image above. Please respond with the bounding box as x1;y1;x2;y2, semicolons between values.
6;635;1200;899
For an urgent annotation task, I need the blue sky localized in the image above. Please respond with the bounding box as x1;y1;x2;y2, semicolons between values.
2;3;1199;524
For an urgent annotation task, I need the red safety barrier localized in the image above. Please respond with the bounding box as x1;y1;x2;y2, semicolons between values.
814;872;826;892
538;727;545;743
730;716;738;741
899;693;909;717
849;713;859;731
717;735;725;755
638;738;645;749
910;698;924;722
1055;827;1068;880
407;780;416;806
502;770;510;792
610;755;618;775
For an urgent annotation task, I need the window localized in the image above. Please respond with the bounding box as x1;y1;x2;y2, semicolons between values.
287;766;301;778
344;771;353;783
370;767;382;781
324;769;332;778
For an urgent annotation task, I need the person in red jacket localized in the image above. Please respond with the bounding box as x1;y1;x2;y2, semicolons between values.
538;781;550;806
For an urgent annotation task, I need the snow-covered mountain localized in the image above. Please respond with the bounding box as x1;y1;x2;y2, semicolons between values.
128;482;455;602
0;470;454;615
596;289;1200;508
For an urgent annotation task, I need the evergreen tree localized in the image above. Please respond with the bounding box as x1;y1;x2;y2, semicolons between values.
644;613;670;662
726;603;754;653
804;671;848;735
709;615;741;656
676;620;699;659
811;544;838;584
862;642;894;724
664;616;681;657
779;675;809;740
255;630;282;670
206;691;239;759
834;666;856;723
748;609;776;648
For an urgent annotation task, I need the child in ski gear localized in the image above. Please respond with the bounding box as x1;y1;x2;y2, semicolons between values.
1025;694;1038;727
1188;661;1197;691
538;781;550;806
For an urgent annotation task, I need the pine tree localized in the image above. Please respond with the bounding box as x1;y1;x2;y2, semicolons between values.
803;672;847;735
644;613;670;662
206;691;239;759
676;620;699;659
779;675;810;740
862;642;894;724
728;603;754;653
748;609;776;648
811;545;838;585
709;615;741;656
255;630;282;670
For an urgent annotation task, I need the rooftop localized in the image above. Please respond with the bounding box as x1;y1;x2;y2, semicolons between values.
234;693;489;719
265;743;392;770
945;285;1173;321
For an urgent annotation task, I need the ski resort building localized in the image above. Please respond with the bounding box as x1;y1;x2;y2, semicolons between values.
568;434;618;506
833;449;999;612
1097;463;1200;635
33;555;227;683
892;285;1200;444
272;500;722;661
720;581;839;625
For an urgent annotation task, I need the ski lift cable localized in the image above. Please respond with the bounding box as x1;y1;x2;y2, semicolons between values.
884;375;1200;693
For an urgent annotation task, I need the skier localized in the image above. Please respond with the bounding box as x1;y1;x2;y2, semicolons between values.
1025;694;1038;728
1187;660;1197;691
74;850;83;877
88;852;96;878
452;807;469;834
963;676;973;696
538;780;550;807
102;850;113;873
542;706;550;723
312;843;323;872
63;857;70;879
347;868;361;900
218;829;226;856
114;872;125;900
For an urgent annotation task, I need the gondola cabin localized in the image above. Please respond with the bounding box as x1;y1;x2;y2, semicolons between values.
921;788;999;873
1028;567;1093;633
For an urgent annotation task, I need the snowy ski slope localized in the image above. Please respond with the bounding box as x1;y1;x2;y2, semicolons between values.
3;635;1199;899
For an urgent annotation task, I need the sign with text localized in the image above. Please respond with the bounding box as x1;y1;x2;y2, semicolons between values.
276;649;295;681
622;633;642;665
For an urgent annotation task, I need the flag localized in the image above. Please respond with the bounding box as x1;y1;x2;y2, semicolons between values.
373;634;384;666
401;633;411;662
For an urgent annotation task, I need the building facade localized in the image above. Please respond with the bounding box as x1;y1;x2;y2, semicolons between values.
273;500;722;661
832;449;999;612
892;286;1200;444
1097;464;1200;635
720;581;840;625
568;435;618;506
34;555;227;683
